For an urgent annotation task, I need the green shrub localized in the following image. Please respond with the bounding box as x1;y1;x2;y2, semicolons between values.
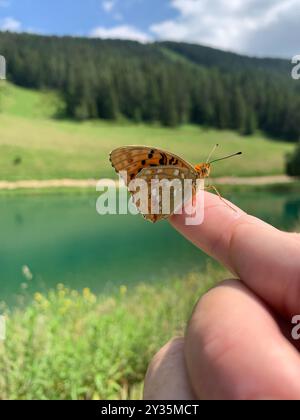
286;143;300;176
0;268;221;400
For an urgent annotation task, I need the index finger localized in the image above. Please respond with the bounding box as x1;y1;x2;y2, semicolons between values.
170;191;300;318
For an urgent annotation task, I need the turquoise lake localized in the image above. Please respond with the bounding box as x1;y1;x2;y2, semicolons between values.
0;190;299;305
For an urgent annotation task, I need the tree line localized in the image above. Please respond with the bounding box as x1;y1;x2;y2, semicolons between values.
0;32;299;141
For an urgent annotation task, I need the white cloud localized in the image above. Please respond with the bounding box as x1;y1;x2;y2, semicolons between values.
0;17;22;32
90;25;151;43
102;1;115;13
102;1;123;21
150;0;300;57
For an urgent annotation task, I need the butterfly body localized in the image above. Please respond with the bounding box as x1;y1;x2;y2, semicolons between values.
194;163;211;178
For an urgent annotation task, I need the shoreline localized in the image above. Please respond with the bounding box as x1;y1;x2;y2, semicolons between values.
0;175;296;191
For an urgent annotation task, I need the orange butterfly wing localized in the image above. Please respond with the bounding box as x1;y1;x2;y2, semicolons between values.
110;146;197;223
110;146;195;185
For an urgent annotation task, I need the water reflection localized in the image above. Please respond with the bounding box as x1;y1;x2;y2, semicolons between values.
284;199;300;228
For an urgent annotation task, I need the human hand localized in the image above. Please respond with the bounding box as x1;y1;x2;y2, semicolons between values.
144;191;300;400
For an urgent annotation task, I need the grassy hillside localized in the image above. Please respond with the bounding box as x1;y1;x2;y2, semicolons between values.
0;82;293;182
0;82;62;119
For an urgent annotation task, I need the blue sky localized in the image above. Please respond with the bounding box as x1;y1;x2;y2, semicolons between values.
0;0;176;39
0;0;299;58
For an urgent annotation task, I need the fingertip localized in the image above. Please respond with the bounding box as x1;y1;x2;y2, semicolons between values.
170;191;246;270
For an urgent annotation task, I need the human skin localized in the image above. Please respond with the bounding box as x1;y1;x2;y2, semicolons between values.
143;192;300;400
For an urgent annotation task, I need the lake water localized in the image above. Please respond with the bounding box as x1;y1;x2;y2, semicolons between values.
0;190;299;304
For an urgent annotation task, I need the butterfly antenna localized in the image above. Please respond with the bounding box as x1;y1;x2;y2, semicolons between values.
206;144;219;163
210;152;242;164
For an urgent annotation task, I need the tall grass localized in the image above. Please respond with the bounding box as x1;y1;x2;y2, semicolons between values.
0;268;222;400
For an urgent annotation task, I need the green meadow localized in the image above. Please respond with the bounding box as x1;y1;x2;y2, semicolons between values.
0;82;294;182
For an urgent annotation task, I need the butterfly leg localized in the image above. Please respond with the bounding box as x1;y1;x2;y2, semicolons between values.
205;184;237;212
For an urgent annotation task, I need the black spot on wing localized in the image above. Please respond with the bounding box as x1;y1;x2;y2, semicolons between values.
159;153;168;165
168;157;179;165
148;149;155;159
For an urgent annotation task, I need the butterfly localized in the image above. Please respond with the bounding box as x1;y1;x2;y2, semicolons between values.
109;145;242;223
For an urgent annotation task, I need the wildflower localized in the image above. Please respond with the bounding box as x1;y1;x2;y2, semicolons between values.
34;293;43;303
83;288;96;304
83;288;91;299
120;285;127;296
